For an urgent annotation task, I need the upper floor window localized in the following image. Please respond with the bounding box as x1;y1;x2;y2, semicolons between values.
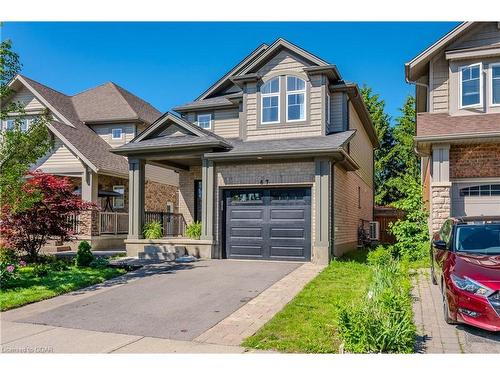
197;113;212;129
460;63;482;108
286;76;306;121
4;118;31;132
261;77;280;124
491;63;500;106
111;128;123;140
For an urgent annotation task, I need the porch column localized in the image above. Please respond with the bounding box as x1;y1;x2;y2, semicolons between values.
81;168;98;203
314;158;332;265
430;144;451;233
128;158;145;239
200;158;214;241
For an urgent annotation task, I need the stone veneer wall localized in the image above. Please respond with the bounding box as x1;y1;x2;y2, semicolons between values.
97;175;129;213
450;143;500;179
430;184;451;233
144;180;178;212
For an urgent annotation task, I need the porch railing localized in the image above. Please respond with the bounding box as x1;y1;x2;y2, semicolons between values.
144;211;186;237
65;213;80;235
99;212;129;235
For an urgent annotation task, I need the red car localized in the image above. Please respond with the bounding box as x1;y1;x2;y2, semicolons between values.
431;216;500;332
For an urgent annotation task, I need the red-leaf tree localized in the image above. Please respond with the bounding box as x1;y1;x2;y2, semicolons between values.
0;171;93;261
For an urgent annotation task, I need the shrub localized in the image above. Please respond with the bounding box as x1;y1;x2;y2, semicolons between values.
186;221;202;240
75;241;94;267
367;245;394;267
143;221;163;239
89;257;109;269
338;257;415;353
50;259;70;271
0;246;17;263
0;261;20;287
32;263;51;277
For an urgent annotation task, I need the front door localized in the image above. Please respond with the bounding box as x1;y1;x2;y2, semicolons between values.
224;187;311;261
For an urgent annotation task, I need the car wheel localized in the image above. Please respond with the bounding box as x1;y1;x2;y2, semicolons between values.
442;286;457;325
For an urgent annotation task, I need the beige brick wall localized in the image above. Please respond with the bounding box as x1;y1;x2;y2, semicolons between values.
178;166;202;225
144;180;178;212
333;164;373;256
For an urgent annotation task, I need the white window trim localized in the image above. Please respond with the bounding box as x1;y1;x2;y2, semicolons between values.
490;62;500;107
326;91;331;126
286;76;307;122
111;127;124;140
459;62;483;109
261;78;280;124
112;185;125;209
197;113;212;130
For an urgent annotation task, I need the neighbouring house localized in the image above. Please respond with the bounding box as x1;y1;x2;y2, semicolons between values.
406;22;500;233
1;75;178;250
113;38;378;264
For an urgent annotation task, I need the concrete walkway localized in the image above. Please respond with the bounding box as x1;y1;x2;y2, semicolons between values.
412;269;500;353
1;260;323;353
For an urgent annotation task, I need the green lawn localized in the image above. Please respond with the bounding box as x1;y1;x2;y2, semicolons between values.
1;266;126;311
243;249;373;353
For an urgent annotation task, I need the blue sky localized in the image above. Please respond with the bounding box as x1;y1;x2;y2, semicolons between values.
2;22;458;122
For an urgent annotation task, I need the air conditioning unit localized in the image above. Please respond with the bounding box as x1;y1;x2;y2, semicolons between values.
369;221;380;241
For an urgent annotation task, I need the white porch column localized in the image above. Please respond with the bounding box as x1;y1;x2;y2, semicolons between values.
81;168;98;203
200;158;214;241
128;158;145;239
314;158;332;265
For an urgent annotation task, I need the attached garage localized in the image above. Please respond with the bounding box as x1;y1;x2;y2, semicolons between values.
223;187;311;261
451;182;500;217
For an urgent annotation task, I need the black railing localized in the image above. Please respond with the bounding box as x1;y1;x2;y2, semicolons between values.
144;211;186;237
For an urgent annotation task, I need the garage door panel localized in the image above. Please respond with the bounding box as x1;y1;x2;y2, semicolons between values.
225;188;311;261
270;246;305;258
230;209;263;220
452;182;500;217
270;209;305;220
230;227;263;239
270;227;305;239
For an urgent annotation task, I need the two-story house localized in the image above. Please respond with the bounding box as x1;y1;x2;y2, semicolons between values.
114;38;378;265
406;22;500;233
1;75;178;250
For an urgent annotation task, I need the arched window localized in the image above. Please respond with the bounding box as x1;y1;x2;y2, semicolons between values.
286;76;306;121
261;77;280;124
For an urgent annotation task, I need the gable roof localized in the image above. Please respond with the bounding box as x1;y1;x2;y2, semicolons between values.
7;75;161;176
113;112;232;155
405;22;474;81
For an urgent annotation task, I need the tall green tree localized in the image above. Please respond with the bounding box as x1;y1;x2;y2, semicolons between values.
387;96;429;259
0;36;52;212
361;86;397;205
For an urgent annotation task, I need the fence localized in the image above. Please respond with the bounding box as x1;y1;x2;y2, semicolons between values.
373;206;406;244
99;212;129;235
144;211;186;237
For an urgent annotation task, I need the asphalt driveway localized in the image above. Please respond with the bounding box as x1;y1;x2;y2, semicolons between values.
16;260;300;341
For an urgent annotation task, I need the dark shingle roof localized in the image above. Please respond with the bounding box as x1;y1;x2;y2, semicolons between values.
18;75;161;176
173;95;240;112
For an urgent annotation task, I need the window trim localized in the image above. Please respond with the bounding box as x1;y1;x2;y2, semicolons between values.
111;127;123;140
197;113;212;130
260;77;281;124
112;185;125;209
459;62;483;109
490;62;500;107
286;76;307;122
326;90;331;126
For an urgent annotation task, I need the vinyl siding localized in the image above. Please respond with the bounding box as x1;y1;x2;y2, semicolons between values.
91;123;136;147
34;137;84;173
328;92;345;133
244;49;324;141
184;109;240;138
430;53;449;113
348;103;374;188
145;164;179;187
448;22;500;50
9;86;45;111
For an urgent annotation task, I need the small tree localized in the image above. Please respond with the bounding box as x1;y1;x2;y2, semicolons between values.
0;171;93;261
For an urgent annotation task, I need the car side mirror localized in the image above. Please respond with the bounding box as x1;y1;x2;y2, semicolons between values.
433;240;447;250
